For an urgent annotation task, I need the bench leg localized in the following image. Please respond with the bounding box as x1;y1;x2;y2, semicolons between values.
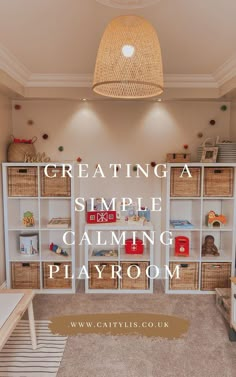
28;301;37;350
229;327;236;342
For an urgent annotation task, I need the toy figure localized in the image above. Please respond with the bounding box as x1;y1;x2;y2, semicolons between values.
49;242;69;257
202;235;219;256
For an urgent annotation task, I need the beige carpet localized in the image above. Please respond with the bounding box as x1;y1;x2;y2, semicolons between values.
31;282;236;377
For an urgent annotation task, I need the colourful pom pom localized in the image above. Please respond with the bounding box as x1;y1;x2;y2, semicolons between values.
27;120;34;125
209;119;216;125
183;144;189;149
42;133;48;140
221;105;227;111
77;157;82;163
151;162;156;168
14;104;21;110
133;165;138;172
197;132;203;138
58;146;64;152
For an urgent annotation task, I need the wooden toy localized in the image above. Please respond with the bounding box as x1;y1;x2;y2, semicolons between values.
49;242;69;257
175;236;189;257
23;211;35;227
86;198;116;224
202;235;219;256
207;210;226;227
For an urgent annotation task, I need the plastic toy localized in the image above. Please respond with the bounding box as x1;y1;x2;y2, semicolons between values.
49;242;69;256
207;210;226;227
175;236;189;257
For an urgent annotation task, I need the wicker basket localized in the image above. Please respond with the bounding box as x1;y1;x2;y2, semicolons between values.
170;167;201;197
40;167;71;197
201;263;231;291
8;167;38;197
167;153;191;163
169;262;199;290
43;262;72;289
204;168;234;197
11;262;40;289
89;262;118;289
120;262;149;290
7;136;37;162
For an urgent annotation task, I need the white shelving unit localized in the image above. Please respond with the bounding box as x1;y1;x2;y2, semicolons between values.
2;163;76;294
230;278;236;334
85;221;154;293
164;163;236;294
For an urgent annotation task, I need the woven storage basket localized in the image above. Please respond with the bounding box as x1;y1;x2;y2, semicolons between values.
40;167;71;197
8;167;38;197
7;136;37;162
11;262;40;289
43;262;72;289
204;168;234;197
89;262;118;289
201;263;231;291
167;153;191;163
170;167;201;197
169;262;199;290
120;262;149;290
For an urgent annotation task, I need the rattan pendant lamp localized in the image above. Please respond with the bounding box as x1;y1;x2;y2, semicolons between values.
93;15;163;99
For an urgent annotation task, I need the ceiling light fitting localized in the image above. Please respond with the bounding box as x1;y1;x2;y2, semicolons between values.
93;15;163;99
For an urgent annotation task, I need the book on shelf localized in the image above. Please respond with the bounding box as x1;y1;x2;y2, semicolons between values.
170;220;194;229
92;249;118;257
47;217;71;229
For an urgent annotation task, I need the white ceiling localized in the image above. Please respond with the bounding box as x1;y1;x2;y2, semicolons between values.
0;0;235;99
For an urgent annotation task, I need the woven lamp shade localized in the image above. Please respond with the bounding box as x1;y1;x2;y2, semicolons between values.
93;15;163;99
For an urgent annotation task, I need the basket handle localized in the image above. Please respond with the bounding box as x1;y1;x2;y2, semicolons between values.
180;264;189;268
31;136;37;144
22;263;30;267
202;138;215;147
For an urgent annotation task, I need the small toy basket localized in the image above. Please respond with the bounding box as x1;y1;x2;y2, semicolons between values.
7;136;37;162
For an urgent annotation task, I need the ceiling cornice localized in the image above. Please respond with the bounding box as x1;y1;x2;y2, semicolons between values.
26;73;92;87
0;44;236;96
26;72;218;89
213;54;236;87
0;43;30;86
164;74;218;88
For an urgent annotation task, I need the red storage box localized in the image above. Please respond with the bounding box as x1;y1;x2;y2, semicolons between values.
86;211;116;224
125;238;144;254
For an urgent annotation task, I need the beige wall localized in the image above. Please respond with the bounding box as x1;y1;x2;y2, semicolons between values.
0;93;11;285
230;101;236;140
12;99;231;269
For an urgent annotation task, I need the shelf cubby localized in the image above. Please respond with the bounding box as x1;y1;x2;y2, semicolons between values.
170;199;201;229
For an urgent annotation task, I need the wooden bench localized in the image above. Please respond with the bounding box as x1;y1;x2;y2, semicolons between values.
0;289;37;351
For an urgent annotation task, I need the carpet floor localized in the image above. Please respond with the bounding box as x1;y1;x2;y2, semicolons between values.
31;282;236;377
